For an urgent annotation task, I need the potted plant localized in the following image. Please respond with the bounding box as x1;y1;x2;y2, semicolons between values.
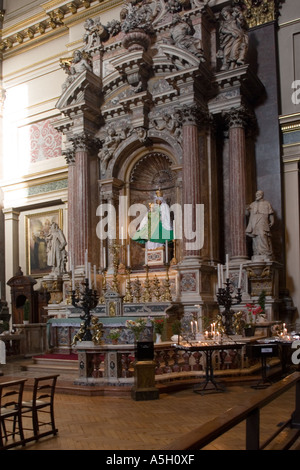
152;318;165;343
107;328;121;345
23;299;30;324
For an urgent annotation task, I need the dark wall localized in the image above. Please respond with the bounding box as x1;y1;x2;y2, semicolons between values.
248;22;284;265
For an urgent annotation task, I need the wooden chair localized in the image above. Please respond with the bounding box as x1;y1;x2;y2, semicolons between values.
21;374;59;442
0;378;27;450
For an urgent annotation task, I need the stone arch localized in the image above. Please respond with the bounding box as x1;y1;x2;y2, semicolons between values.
108;131;182;181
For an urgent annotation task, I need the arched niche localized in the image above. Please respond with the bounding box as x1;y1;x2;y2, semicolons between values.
128;151;180;269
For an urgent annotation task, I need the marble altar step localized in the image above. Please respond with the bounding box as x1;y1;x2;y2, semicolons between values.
22;354;79;377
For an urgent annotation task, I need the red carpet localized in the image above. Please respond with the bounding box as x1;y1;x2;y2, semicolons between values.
33;353;78;361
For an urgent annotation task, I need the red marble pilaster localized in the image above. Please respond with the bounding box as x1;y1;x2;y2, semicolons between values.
74;148;90;267
227;109;248;261
181;106;202;260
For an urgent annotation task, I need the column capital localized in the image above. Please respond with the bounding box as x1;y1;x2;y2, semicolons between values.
223;106;256;130
62;148;75;165
70;132;101;153
180;104;209;128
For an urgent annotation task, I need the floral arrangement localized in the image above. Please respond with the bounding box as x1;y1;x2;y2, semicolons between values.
245;303;264;325
152;318;165;335
125;318;147;340
107;328;121;341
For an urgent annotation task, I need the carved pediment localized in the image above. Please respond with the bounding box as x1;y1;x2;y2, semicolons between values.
56;69;102;117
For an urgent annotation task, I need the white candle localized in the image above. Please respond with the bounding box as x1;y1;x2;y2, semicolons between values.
191;321;194;334
226;254;229;279
238;264;243;289
217;264;221;289
221;265;224;286
195;320;198;334
173;220;176;239
103;247;106;269
72;269;75;291
94;265;96;289
165;240;168;263
121;226;124;245
69;253;72;272
88;262;92;288
85;249;88;278
145;246;148;265
127;244;131;267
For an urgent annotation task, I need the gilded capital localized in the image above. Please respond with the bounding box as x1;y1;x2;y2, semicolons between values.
238;0;283;28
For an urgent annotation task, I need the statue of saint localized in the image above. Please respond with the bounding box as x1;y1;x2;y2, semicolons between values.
217;6;248;71
132;189;173;250
246;190;274;259
61;49;92;91
46;222;68;275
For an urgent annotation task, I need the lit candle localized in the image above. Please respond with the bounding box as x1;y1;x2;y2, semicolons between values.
238;264;243;289
127;244;131;267
226;254;229;279
165;240;168;263
93;265;96;289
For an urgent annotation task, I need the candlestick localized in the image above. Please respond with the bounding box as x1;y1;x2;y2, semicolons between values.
216;277;242;335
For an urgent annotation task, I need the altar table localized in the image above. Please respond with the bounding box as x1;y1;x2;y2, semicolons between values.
174;341;245;394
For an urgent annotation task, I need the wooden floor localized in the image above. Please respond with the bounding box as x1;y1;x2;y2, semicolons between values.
1;359;300;451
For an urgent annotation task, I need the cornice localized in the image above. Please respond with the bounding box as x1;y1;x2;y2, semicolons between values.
0;0;122;57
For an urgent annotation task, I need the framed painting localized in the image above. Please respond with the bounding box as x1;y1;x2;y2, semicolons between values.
26;209;63;276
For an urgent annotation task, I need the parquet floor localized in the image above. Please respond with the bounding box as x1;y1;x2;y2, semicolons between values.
1;359;300;451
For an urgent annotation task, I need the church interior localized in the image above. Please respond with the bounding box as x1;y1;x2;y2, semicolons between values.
0;0;300;452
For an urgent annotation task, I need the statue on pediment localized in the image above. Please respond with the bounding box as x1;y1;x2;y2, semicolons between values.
169;13;205;60
61;49;93;92
217;5;248;71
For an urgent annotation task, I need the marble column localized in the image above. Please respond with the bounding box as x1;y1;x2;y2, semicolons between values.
226;107;249;262
64;149;76;267
181;105;203;260
70;133;99;269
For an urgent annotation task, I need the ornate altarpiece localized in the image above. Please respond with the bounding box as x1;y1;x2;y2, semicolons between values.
53;0;283;331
